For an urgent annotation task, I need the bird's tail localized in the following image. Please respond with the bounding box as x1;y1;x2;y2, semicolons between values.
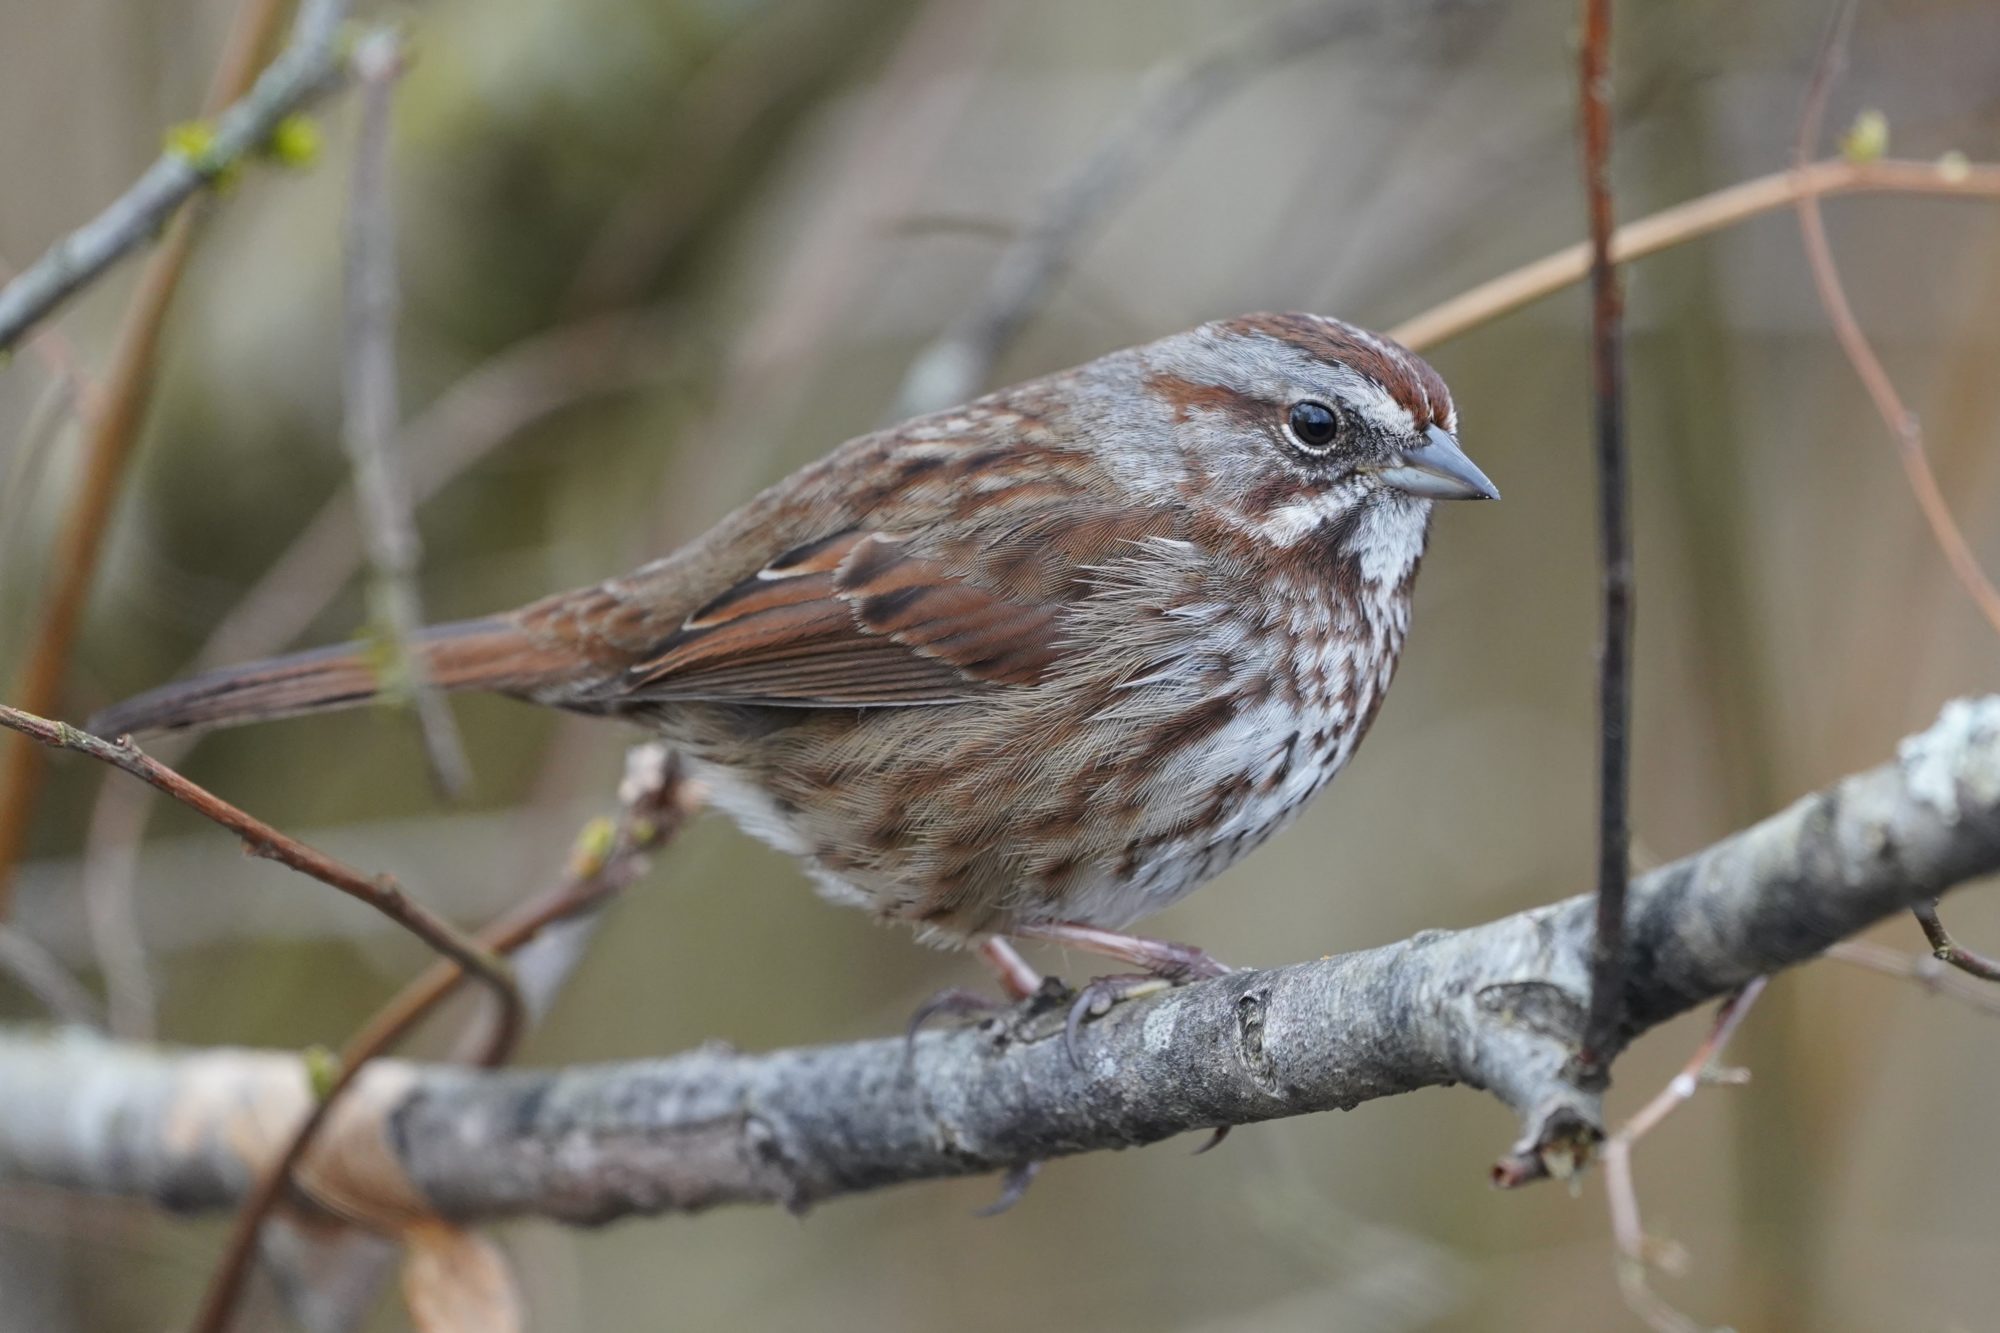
88;618;569;738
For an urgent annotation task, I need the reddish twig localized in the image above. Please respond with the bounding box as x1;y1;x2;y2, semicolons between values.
1905;904;2000;984
1792;1;2000;642
0;705;521;1050
1575;0;1633;1083
1602;978;1767;1333
360;745;692;1061
187;745;690;1333
1793;5;2000;984
0;0;309;915
0;697;523;1330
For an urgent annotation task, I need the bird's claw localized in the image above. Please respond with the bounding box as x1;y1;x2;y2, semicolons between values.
973;1161;1042;1217
1062;974;1173;1067
906;977;1073;1064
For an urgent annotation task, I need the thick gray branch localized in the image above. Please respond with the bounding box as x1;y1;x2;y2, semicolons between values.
0;0;350;353
3;697;1998;1223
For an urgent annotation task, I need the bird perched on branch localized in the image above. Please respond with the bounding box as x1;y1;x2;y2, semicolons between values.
94;312;1495;1025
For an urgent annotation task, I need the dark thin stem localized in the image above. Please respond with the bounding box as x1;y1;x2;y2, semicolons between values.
1576;0;1633;1081
0;698;523;1326
350;746;691;1064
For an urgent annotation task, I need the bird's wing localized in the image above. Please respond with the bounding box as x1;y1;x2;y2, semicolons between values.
557;504;1182;709
528;474;1184;700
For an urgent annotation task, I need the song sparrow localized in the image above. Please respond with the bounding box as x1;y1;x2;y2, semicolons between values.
93;312;1494;1007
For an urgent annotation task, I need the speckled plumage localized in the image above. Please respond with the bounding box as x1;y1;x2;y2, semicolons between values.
93;313;1493;949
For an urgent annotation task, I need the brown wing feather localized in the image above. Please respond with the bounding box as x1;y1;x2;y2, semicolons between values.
626;531;1059;706
498;393;1187;713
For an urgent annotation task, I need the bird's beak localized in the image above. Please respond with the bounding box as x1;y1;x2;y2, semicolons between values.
1375;425;1499;501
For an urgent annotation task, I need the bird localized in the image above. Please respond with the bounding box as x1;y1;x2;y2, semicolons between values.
91;311;1495;1023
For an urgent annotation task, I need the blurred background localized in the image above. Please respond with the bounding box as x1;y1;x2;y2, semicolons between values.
3;0;1999;1328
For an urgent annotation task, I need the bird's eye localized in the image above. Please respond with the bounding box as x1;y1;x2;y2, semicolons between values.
1285;400;1344;454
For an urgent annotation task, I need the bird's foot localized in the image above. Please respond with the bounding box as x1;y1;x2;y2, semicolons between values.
1009;921;1235;1068
907;938;1066;1051
974;1161;1042;1218
905;939;1064;1214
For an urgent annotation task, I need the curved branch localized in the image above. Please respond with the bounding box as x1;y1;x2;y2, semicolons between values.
1388;156;2000;353
3;697;1999;1223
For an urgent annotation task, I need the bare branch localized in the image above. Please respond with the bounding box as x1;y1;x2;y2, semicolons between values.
5;697;1999;1224
339;27;472;799
1388;155;2000;352
1603;980;1765;1333
187;745;691;1333
1792;0;2000;641
0;706;520;1057
1910;900;2000;983
68;310;676;1033
1825;939;2000;1017
0;0;344;915
1575;0;1633;1083
0;924;103;1029
0;0;350;352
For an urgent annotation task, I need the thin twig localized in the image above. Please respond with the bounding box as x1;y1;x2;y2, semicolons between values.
187;746;690;1333
0;924;104;1028
199;308;679;673
1602;979;1767;1333
340;28;472;799
253;724;667;1333
0;700;523;1329
1575;0;1633;1082
0;706;520;1053
0;0;341;915
0;254;98;405
1388;155;2000;352
0;372;84;575
80;780;158;1039
0;0;350;351
1793;0;2000;642
1824;939;2000;1016
892;0;1443;417
68;310;677;1042
361;745;691;1061
0;253;98;564
1910;900;2000;982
